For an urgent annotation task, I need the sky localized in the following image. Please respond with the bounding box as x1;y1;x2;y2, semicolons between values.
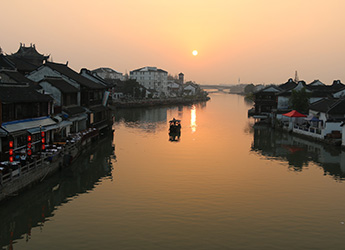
1;0;345;85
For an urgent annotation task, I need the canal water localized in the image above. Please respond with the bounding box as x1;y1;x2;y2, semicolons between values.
2;93;345;249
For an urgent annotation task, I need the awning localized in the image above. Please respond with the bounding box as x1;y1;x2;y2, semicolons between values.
1;117;57;135
305;114;321;122
282;110;307;117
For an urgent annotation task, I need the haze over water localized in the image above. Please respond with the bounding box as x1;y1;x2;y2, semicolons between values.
2;93;345;249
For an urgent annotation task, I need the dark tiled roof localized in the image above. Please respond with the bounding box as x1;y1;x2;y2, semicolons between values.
308;79;325;86
328;99;345;115
6;56;39;72
0;85;53;103
45;62;105;90
0;70;35;84
80;68;110;87
63;106;86;116
306;84;345;93
40;77;78;93
309;98;337;113
12;44;49;61
278;79;297;91
0;54;15;70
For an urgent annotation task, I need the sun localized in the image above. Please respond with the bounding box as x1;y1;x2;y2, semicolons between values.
192;50;198;56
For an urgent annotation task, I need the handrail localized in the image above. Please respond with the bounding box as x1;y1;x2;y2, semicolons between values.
0;139;81;188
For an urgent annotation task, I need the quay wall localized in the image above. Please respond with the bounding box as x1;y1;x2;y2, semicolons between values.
111;96;210;108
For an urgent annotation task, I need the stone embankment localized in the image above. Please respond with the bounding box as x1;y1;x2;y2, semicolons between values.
111;96;210;108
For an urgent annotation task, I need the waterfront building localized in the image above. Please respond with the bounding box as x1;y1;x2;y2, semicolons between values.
282;97;345;142
183;82;200;96
130;66;168;97
253;78;345;119
38;76;85;137
0;84;55;161
81;68;116;103
167;81;182;97
27;62;112;133
253;84;281;115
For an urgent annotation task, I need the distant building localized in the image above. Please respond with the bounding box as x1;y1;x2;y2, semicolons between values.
130;66;168;96
92;67;124;81
179;72;184;85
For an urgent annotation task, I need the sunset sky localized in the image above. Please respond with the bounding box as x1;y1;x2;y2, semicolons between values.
1;0;345;85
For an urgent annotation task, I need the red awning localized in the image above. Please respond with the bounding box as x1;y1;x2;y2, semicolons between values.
282;110;307;117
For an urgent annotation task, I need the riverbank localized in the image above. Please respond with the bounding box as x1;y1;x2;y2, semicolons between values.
110;96;210;108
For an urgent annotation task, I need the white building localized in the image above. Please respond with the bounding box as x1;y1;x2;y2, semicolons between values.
130;66;168;96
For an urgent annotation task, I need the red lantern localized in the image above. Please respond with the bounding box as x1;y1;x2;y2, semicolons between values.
9;140;14;162
41;131;46;151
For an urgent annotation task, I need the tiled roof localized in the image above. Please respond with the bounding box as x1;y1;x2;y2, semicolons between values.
0;69;35;84
12;44;49;60
328;99;345;115
278;79;297;91
40;77;78;93
6;56;38;72
0;54;15;70
309;98;337;113
0;85;52;103
45;62;105;90
130;66;167;74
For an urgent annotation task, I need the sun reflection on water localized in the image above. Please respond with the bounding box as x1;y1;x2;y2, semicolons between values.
191;105;197;133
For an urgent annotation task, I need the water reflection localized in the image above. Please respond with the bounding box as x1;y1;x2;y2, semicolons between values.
190;105;197;133
114;107;168;132
251;125;345;179
0;135;115;250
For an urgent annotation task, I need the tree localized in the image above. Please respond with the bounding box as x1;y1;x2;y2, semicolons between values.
289;88;310;113
244;84;255;94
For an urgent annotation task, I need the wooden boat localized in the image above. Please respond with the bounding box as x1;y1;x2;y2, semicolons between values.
169;118;181;133
169;118;181;142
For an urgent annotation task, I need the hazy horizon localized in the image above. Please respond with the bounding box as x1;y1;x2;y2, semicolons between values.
2;0;345;85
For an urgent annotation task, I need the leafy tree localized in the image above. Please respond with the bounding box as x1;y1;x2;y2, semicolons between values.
289;88;310;113
122;79;146;99
244;84;255;94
